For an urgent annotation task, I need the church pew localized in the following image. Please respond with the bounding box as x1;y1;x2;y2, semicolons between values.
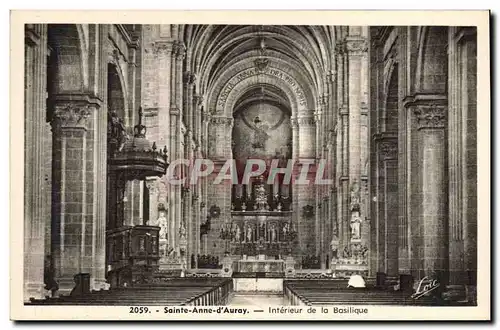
28;278;233;306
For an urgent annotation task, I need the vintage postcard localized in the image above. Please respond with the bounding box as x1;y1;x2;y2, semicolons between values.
10;10;490;321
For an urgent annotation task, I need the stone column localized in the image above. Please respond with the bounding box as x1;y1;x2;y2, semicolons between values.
338;103;349;251
175;43;186;263
344;30;369;260
395;27;410;275
193;94;203;146
24;24;48;300
153;40;173;251
192;184;200;268
335;40;347;253
207;117;233;257
380;140;399;277
447;28;477;292
413;103;449;281
92;93;108;290
145;179;159;224
290;118;300;255
50;101;96;294
184;133;194;269
295;116;316;256
314;112;322;258
184;72;195;131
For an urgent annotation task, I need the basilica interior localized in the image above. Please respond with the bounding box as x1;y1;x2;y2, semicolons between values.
24;24;477;306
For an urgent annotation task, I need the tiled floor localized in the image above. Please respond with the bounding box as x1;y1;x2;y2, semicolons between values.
228;294;284;307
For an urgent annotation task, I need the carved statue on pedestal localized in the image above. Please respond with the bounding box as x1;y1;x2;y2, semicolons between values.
350;180;361;211
282;222;289;239
350;212;362;240
157;211;168;240
234;224;241;242
270;224;277;242
342;246;351;259
246;224;254;242
179;222;186;239
330;235;339;259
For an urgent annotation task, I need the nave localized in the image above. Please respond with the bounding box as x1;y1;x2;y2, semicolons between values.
23;23;478;306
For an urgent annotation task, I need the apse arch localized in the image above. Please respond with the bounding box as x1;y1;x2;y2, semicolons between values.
208;64;314;119
208;51;318;98
232;84;291;117
217;72;303;119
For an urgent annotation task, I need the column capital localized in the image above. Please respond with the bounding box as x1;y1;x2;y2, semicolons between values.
210;116;233;126
335;40;346;55
193;94;204;105
184;71;196;85
145;178;158;194
297;116;316;127
52;102;92;130
326;70;336;83
345;36;369;55
202;110;212;123
339;104;349;116
379;140;398;160
320;93;329;106
153;40;173;56
174;41;186;60
413;104;447;129
313;111;322;123
291;117;299;129
170;107;181;116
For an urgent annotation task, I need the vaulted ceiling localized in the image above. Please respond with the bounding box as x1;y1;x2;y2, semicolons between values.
181;25;341;105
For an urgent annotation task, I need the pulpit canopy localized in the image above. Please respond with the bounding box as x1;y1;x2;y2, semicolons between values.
109;107;169;180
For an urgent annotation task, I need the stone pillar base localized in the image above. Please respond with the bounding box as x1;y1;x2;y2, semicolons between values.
55;277;76;296
25;282;47;301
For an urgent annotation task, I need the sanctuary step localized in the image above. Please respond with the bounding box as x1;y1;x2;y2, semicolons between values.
27;278;232;306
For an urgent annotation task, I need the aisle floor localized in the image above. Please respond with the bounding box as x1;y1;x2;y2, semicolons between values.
227;293;284;307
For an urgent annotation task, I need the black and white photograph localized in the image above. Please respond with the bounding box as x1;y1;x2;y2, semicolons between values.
11;10;490;321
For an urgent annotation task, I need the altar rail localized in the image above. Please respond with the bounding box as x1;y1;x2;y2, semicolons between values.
185;269;224;278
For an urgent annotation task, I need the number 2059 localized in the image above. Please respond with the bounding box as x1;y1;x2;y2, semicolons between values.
129;306;150;313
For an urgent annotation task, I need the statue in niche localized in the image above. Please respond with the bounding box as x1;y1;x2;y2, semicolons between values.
282;222;289;239
350;181;361;211
246;224;254;243
350;212;362;240
252;116;270;149
157;211;168;240
342;246;351;259
270;224;277;242
179;222;186;239
234;224;242;242
330;235;339;259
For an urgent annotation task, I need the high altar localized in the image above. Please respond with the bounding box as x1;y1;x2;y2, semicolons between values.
219;175;297;276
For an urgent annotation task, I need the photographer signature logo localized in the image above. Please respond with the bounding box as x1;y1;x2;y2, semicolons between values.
411;276;440;299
